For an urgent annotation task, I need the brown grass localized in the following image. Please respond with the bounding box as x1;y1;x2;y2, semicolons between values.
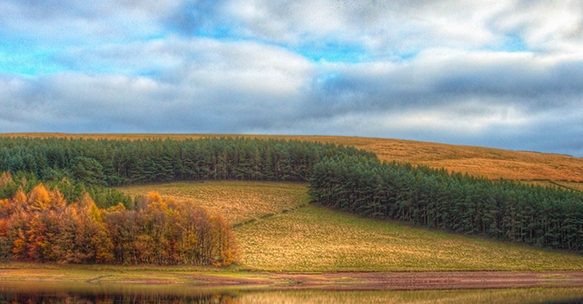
117;181;308;225
235;204;583;272
4;132;582;181
38;181;583;272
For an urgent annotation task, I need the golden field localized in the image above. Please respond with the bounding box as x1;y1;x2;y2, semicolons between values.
117;181;308;225
235;204;583;272
118;182;583;272
4;132;583;182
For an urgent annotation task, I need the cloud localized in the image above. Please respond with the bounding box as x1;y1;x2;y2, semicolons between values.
0;0;175;45
1;1;582;156
490;0;583;53
293;55;580;138
6;40;582;154
0;37;314;133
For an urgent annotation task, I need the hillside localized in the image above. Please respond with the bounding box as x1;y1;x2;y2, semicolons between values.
118;181;308;225
117;182;583;272
4;133;582;182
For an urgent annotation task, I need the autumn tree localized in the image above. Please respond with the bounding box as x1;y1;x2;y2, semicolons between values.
0;174;238;266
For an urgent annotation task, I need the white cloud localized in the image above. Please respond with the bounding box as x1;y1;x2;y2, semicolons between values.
491;0;583;53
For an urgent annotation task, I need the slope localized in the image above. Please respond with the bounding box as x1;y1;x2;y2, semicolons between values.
117;181;583;272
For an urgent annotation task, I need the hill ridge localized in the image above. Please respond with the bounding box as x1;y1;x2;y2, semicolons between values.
2;133;582;182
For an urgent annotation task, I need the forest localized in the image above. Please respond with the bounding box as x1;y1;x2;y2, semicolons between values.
0;137;375;188
309;156;583;252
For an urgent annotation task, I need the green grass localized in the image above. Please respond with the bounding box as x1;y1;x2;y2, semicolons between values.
122;181;583;272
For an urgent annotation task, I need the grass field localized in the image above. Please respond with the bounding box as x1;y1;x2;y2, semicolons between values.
235;205;583;272
117;181;308;225
117;182;583;272
4;132;583;182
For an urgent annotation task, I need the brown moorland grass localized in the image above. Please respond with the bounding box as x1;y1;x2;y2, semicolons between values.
117;181;308;225
235;204;583;272
4;132;583;181
119;181;583;272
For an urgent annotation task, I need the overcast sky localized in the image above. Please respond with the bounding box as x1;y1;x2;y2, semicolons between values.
1;1;582;156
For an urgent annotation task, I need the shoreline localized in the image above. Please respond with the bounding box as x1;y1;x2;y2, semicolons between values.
3;267;583;290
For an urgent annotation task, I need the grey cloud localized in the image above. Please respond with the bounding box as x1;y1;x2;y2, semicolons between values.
221;0;583;57
0;0;173;44
4;0;104;20
0;36;310;132
434;60;583;102
299;54;583;124
4;0;581;60
225;0;503;53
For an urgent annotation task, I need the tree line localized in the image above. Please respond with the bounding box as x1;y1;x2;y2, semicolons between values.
0;172;236;266
0;137;376;187
0;170;132;210
309;156;583;252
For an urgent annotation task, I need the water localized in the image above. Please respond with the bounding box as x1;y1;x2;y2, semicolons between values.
1;282;583;303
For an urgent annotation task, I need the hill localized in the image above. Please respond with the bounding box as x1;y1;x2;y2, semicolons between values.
3;133;582;182
117;182;583;272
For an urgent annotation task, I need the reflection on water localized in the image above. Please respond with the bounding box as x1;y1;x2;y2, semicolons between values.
0;282;236;304
1;282;583;304
1;292;235;304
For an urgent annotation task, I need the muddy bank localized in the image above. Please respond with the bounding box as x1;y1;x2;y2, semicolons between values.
3;268;583;290
268;271;583;290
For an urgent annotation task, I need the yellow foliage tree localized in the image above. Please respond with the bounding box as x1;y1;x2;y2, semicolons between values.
11;188;27;211
48;187;67;210
0;171;13;191
27;184;51;212
0;199;12;218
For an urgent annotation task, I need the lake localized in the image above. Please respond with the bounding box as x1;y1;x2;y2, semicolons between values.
1;282;583;303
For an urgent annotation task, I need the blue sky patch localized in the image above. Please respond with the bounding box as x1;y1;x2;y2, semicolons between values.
485;33;529;53
0;47;66;76
503;34;528;52
294;42;371;63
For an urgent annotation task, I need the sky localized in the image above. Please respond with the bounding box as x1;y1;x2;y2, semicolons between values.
1;1;582;156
